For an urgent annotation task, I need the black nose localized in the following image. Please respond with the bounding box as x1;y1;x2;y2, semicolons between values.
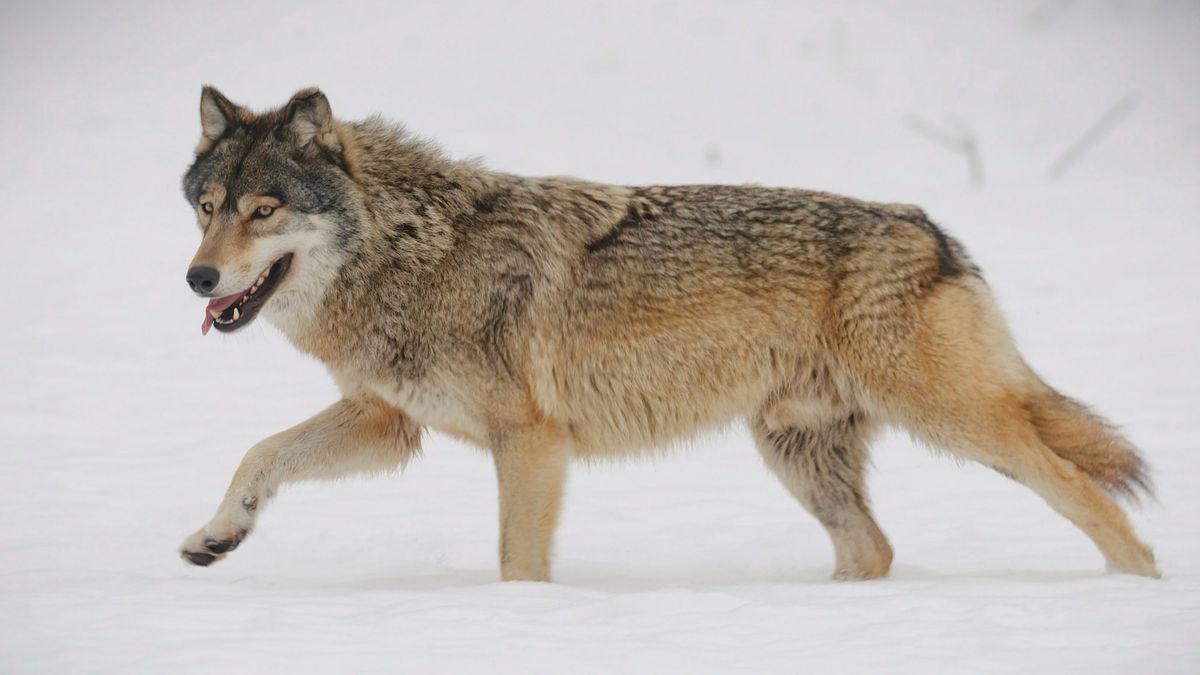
186;266;220;294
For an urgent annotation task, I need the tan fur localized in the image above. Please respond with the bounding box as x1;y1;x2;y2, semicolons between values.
1027;388;1150;499
179;87;1158;580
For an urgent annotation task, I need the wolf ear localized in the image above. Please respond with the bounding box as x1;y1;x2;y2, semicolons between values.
279;88;341;153
198;85;244;148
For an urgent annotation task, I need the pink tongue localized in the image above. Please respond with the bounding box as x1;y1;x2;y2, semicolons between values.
201;292;244;336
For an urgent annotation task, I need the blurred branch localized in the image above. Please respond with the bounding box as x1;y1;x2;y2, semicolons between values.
906;117;985;187
1046;96;1137;180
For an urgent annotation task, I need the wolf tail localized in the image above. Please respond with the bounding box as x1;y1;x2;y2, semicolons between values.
1026;383;1152;502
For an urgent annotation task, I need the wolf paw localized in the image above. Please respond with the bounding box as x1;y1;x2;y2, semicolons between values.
179;527;249;567
1105;544;1161;579
831;564;890;581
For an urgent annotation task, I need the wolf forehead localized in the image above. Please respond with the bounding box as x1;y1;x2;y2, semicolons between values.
181;113;346;214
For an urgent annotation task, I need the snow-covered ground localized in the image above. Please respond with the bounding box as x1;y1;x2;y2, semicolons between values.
2;1;1198;673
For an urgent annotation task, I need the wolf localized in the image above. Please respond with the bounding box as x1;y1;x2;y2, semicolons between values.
178;86;1158;581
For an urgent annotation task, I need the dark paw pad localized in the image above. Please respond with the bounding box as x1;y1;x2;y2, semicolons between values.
181;550;217;566
204;537;239;554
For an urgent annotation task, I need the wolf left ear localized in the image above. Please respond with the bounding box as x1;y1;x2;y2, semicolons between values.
198;85;245;149
279;88;341;153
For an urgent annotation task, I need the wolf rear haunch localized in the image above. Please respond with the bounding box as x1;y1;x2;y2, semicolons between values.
178;86;1157;580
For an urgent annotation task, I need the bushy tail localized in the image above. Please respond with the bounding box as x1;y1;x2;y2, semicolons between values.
1027;386;1152;502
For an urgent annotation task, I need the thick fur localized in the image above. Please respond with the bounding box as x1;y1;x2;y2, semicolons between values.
178;87;1158;580
1027;387;1151;500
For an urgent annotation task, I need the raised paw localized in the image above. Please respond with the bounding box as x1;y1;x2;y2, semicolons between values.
179;527;249;567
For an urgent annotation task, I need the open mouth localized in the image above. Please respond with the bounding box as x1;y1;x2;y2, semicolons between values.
201;253;293;335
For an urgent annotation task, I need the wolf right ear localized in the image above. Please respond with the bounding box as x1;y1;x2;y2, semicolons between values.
279;88;341;153
198;86;244;151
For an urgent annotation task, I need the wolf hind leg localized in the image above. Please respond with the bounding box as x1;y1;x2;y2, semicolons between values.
894;387;1158;577
869;279;1157;576
751;407;893;580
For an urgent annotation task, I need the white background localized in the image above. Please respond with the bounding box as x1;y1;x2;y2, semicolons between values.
1;1;1197;673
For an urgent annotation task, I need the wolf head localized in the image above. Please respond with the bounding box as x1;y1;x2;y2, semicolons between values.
182;86;359;336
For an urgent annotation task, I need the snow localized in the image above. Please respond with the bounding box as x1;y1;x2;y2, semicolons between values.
2;1;1198;673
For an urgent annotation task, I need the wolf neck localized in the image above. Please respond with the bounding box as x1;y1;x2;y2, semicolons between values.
278;119;488;368
344;118;479;267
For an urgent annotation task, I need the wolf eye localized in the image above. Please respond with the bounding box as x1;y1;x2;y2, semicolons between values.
252;205;276;219
200;201;213;215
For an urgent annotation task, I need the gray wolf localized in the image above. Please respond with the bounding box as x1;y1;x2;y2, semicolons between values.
178;86;1158;581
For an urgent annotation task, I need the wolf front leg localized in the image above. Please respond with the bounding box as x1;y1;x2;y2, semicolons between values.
179;396;421;566
491;423;570;582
